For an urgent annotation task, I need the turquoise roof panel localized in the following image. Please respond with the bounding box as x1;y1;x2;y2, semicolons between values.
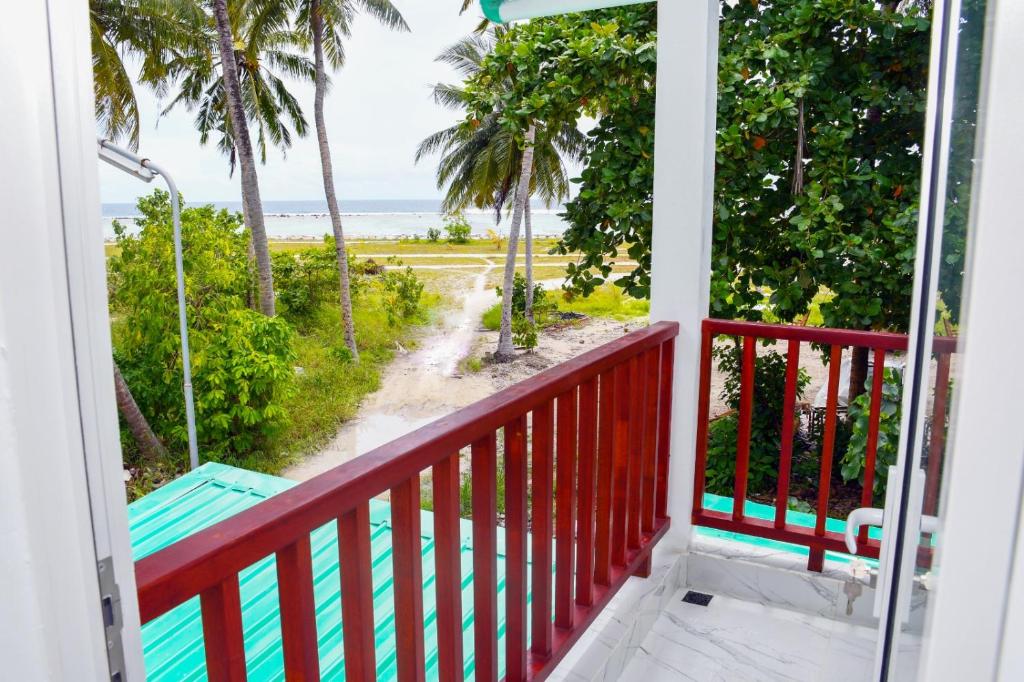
130;462;531;680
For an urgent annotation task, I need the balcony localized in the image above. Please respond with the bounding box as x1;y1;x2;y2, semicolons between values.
132;319;951;681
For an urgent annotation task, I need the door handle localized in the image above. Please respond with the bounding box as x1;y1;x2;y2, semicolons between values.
844;506;940;554
845;507;886;553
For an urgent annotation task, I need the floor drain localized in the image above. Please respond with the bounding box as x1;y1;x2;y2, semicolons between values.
682;591;713;606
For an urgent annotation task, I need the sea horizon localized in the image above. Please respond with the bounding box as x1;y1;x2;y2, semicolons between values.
102;198;569;240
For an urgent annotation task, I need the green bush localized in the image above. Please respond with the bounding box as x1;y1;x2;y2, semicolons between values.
380;264;425;326
426;227;442;242
444;213;472;244
512;314;538;350
841;367;902;502
109;190;295;465
272;239;364;327
705;343;810;496
496;272;549;318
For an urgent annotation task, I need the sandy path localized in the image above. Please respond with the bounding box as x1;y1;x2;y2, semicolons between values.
283;265;645;482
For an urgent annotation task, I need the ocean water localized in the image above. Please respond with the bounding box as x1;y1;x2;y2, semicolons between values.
101;199;568;240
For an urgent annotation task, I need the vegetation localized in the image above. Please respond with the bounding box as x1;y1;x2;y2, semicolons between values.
297;0;409;360
443;213;473;244
842;367;903;503
482;281;646;333
110;192;432;495
109;192;295;469
704;345;810;496
416;25;585;359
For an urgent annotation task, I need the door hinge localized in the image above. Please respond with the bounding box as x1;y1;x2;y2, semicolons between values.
97;556;126;682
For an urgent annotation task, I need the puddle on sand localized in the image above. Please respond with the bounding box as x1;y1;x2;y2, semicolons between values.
282;263;497;482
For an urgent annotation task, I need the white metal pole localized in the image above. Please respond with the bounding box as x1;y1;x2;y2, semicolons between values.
98;140;200;470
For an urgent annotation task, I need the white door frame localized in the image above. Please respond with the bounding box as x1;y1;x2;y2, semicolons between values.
0;0;143;678
919;1;1024;679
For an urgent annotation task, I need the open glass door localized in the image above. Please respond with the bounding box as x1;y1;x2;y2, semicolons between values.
842;0;990;678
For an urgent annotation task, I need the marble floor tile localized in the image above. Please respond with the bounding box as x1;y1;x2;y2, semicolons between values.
620;591;909;682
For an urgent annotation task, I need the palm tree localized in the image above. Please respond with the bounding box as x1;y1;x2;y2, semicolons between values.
90;0;204;148
295;0;409;359
164;0;315;316
417;30;584;359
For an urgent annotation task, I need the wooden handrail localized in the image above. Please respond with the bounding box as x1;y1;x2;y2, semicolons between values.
136;320;679;682
693;318;955;572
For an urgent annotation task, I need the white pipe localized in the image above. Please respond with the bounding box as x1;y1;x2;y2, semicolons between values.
97;140;199;470
482;0;653;23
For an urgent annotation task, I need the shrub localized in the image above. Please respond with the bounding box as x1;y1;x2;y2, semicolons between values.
108;190;295;465
380;265;425;326
426;227;442;242
704;343;810;496
444;213;472;244
496;272;548;318
841;367;903;502
512;314;538;350
272;238;363;326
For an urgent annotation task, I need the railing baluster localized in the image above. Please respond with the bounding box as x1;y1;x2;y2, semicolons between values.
555;388;579;628
692;326;714;517
810;344;844;572
200;575;247;682
641;347;661;533
531;401;554;658
431;455;464;682
627;356;646;549
610;362;631;566
594;371;615;586
774;339;801;530
472;433;499;681
925;352;952;516
858;349;887;546
575;378;598;606
338;502;376;682
391;477;426;682
276;537;320;681
656;339;675;520
505;417;529;681
733;336;756;521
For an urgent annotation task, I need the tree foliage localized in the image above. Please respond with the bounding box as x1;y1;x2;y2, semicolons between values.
109;191;296;464
460;2;954;336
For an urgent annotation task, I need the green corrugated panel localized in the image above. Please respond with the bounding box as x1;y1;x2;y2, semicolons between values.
130;462;526;680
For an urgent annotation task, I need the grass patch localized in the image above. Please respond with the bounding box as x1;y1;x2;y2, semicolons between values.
481;282;648;332
556;284;649;320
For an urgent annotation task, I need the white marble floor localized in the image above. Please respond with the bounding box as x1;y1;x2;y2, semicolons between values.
620;590;920;681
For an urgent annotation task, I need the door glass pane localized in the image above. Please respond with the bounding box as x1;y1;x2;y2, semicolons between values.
882;0;989;677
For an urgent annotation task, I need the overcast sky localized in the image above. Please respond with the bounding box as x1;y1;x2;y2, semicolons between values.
98;3;487;204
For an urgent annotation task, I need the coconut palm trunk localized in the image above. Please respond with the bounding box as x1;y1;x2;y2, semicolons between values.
112;360;168;462
495;124;536;360
310;0;359;359
211;0;276;316
524;199;535;323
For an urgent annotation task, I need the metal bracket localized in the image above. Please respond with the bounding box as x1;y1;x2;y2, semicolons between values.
97;556;126;681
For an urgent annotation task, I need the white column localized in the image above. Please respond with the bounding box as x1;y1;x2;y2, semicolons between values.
648;0;719;547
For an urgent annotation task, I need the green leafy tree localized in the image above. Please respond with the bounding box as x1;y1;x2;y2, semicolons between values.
464;3;949;402
109;190;295;464
295;0;409;360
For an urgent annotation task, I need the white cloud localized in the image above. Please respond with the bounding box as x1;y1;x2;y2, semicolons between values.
98;3;487;204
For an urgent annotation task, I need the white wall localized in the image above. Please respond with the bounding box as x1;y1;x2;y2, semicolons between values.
0;1;142;678
648;0;719;545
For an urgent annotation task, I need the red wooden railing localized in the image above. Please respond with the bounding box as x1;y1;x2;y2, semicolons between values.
135;322;678;682
692;319;956;572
